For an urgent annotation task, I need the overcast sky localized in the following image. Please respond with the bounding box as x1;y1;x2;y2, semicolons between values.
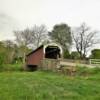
0;0;100;41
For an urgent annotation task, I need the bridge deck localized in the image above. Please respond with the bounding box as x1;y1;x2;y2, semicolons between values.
60;61;98;68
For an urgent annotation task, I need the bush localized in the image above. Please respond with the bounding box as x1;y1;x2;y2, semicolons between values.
63;50;70;59
76;66;100;76
0;63;23;72
70;51;80;59
0;52;6;65
91;49;100;59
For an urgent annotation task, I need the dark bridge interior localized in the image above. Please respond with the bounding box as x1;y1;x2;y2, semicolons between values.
45;46;61;59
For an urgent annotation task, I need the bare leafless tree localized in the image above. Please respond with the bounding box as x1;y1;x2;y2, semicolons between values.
14;28;32;47
14;25;48;48
31;25;48;48
14;28;32;63
14;25;48;63
72;23;99;59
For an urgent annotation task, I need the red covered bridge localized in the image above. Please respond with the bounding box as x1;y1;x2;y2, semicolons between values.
26;43;63;70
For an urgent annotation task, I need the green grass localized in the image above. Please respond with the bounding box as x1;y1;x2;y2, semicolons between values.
0;70;100;100
0;63;23;72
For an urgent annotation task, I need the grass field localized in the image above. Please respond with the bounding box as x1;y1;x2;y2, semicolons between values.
0;70;100;100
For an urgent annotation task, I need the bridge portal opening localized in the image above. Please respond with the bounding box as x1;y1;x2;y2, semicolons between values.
45;46;61;59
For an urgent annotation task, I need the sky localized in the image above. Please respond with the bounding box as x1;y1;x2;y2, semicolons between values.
0;0;100;44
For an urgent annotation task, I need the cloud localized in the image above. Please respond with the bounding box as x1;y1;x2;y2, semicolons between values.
0;13;20;40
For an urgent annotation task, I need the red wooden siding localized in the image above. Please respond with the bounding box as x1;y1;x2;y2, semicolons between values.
26;47;44;65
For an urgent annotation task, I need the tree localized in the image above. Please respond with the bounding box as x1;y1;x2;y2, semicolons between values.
14;28;32;47
14;25;47;63
70;51;80;59
31;25;48;48
49;23;72;51
91;49;100;59
2;40;15;63
0;41;5;53
0;40;15;64
63;50;70;59
14;28;32;63
72;23;99;59
0;41;6;65
14;25;48;49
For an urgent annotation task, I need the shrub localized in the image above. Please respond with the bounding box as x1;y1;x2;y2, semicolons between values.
70;51;80;59
0;63;23;72
63;50;70;59
0;52;6;65
91;49;100;59
76;66;100;76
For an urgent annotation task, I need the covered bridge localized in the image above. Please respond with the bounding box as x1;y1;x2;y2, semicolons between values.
26;43;63;70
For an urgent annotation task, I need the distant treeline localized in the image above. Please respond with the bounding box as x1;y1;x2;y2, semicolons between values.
0;40;31;65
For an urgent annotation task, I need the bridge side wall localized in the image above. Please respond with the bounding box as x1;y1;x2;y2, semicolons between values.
39;58;60;71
